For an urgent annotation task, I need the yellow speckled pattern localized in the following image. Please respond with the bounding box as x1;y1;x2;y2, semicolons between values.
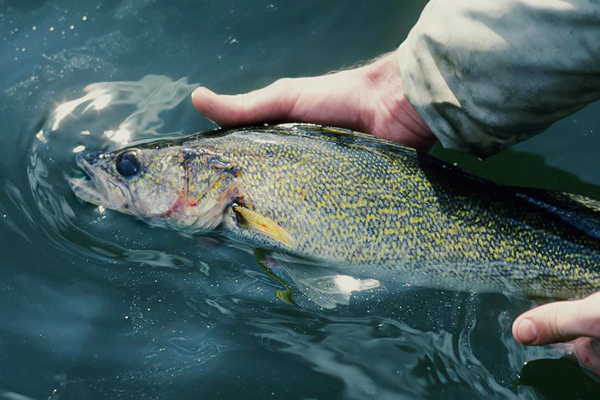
143;124;600;298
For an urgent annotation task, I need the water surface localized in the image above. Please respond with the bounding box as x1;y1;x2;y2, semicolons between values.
1;1;600;399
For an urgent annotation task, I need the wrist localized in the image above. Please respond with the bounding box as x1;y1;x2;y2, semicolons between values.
360;51;436;150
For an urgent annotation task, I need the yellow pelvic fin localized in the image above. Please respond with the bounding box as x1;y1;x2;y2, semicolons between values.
233;205;295;248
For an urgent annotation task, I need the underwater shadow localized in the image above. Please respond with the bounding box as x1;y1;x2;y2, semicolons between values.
517;357;600;400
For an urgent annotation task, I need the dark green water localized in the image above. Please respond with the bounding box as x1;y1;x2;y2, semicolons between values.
1;1;600;399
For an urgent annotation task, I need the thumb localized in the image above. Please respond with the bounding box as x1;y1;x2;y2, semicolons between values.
191;82;298;128
513;293;600;345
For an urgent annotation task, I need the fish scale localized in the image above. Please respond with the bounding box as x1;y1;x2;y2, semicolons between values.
72;124;600;299
192;126;600;296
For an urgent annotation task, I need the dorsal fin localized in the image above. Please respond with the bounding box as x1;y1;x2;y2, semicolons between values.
514;187;600;241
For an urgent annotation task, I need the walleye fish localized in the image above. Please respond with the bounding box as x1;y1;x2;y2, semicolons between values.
71;123;600;307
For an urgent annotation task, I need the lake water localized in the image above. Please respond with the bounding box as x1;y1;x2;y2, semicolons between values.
1;0;600;399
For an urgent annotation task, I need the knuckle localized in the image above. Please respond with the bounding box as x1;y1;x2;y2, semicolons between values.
272;78;292;89
550;306;567;342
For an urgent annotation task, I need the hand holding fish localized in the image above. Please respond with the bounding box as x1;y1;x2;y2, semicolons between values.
513;293;600;375
190;45;600;377
191;51;436;151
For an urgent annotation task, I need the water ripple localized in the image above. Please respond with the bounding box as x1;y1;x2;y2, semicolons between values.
247;309;532;400
0;71;583;399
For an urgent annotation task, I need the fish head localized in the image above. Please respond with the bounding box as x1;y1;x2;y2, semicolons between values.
70;146;186;219
71;144;242;231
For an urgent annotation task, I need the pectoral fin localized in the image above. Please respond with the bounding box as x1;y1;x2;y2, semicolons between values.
233;204;295;248
258;251;381;309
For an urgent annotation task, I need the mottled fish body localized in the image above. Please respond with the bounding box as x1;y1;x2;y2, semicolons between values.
71;124;600;302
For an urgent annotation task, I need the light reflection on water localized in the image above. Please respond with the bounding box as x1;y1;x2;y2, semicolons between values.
50;75;197;143
2;1;600;398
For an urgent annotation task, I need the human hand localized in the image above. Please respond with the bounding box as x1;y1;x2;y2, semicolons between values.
513;292;600;375
191;51;435;151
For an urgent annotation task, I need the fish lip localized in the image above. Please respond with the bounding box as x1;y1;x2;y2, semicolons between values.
69;176;102;205
76;152;97;180
71;154;106;206
71;152;131;209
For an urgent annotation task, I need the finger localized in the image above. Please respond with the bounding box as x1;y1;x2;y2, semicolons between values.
573;337;600;376
191;81;299;127
513;293;600;345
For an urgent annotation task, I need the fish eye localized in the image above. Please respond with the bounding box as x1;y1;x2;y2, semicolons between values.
116;150;142;177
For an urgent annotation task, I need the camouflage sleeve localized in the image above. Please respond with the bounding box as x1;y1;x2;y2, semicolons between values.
398;0;600;157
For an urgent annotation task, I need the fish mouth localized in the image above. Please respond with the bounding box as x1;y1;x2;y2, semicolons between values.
70;152;130;210
70;152;105;205
69;176;106;205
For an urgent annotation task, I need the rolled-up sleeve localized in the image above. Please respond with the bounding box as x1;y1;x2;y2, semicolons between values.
399;0;600;157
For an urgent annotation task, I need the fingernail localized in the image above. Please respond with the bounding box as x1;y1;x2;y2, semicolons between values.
516;318;538;344
191;87;214;101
